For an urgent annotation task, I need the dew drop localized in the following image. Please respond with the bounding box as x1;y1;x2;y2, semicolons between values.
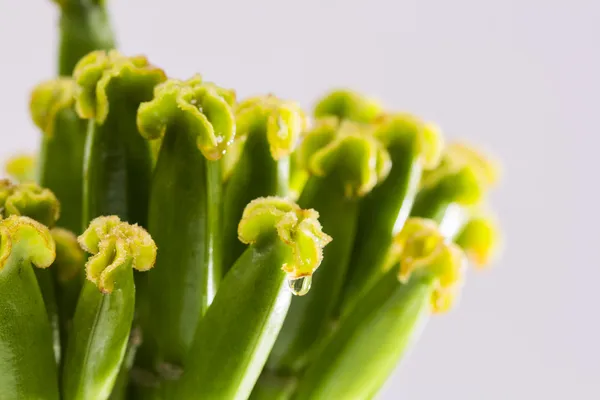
287;276;312;296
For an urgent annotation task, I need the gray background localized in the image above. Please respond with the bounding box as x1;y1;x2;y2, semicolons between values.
1;1;599;398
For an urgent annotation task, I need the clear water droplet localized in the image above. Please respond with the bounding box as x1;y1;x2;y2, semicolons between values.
287;276;312;296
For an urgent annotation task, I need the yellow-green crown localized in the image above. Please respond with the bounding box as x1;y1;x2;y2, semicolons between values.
392;218;467;313
52;228;86;283
78;216;157;293
238;197;332;279
0;180;60;228
5;154;37;183
374;114;444;170
73;50;166;124
0;216;56;271
137;75;236;160
29;78;76;137
313;89;383;123
52;0;105;9
235;95;307;160
455;211;501;268
297;118;391;197
420;142;500;206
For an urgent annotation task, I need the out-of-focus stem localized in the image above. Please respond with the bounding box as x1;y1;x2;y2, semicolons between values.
30;78;87;233
339;115;443;315
294;219;466;399
265;119;391;376
52;0;116;75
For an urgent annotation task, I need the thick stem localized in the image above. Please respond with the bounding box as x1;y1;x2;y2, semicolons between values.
249;372;296;400
0;252;59;400
58;5;116;76
168;239;292;399
266;174;358;374
410;183;452;222
62;268;135;400
222;128;289;273
293;271;434;400
82;100;153;228
340;142;422;315
39;108;87;233
144;124;221;370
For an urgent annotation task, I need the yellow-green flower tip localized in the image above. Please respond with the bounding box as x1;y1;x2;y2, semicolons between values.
137;75;236;161
235;95;307;160
52;0;105;8
420;142;500;206
78;216;157;293
51;228;86;283
313;89;383;123
0;216;56;271
455;212;501;268
29;78;76;137
5;154;37;183
393;218;467;314
238;197;332;279
299;118;391;197
0;180;60;228
374;114;444;170
73;50;166;124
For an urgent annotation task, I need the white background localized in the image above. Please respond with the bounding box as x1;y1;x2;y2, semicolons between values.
1;1;599;398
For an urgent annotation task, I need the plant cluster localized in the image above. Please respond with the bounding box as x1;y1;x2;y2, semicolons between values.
0;1;501;399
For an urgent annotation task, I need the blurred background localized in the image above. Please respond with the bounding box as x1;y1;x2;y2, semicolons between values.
1;1;598;398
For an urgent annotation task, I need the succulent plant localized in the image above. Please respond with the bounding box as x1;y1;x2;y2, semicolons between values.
0;1;501;399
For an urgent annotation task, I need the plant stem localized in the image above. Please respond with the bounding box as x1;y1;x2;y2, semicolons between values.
58;2;116;75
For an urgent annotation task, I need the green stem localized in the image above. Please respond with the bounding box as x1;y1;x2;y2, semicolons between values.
249;371;296;400
62;270;135;400
39;108;87;233
62;215;156;400
293;270;434;400
222;127;289;273
58;3;116;76
266;175;358;374
410;183;452;222
144;124;222;370
168;238;292;399
35;268;62;362
340;142;422;315
82;100;154;228
0;218;59;400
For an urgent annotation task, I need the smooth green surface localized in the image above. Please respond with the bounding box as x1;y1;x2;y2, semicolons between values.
341;140;422;314
39;108;87;233
145;123;222;369
62;268;135;400
267;174;359;373
294;271;433;400
169;238;292;400
222;127;289;273
410;183;452;222
58;4;115;76
83;97;153;228
250;372;296;400
0;241;59;399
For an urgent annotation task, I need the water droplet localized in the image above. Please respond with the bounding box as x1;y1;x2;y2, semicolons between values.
287;276;312;296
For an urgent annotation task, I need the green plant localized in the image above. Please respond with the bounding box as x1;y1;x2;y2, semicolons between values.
0;1;501;399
